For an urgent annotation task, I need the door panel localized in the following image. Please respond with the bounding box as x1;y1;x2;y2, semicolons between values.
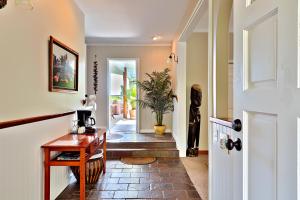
248;13;277;84
244;112;277;200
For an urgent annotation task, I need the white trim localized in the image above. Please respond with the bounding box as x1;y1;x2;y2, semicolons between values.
243;30;249;91
139;129;172;134
106;59;111;130
298;1;300;89
86;42;172;47
298;118;300;200
106;58;140;133
178;0;206;42
208;0;215;199
243;111;249;200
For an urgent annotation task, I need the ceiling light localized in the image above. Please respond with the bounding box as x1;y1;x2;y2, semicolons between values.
152;35;162;41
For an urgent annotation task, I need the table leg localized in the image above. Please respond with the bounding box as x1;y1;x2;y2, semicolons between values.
103;132;106;174
44;148;50;200
80;148;86;200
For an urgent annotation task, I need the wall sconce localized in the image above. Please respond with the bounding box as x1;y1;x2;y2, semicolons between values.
15;0;35;10
167;53;179;64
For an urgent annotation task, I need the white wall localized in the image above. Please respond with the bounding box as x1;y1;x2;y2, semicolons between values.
173;42;187;157
0;1;86;121
186;32;208;151
0;116;75;200
86;45;173;131
0;1;86;199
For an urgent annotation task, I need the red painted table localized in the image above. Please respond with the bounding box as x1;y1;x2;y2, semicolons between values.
41;129;106;200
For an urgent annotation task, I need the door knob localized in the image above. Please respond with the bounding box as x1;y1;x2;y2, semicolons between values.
226;138;242;151
232;119;242;132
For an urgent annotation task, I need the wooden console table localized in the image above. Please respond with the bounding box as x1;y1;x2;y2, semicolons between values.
41;129;106;200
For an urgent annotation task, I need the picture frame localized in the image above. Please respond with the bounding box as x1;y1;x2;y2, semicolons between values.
49;36;79;93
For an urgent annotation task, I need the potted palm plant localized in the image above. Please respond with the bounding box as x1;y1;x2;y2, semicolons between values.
137;68;177;135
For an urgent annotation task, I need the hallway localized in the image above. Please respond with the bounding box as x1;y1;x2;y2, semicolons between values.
110;119;136;133
56;158;202;199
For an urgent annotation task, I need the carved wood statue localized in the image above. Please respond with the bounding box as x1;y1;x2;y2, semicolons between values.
186;84;202;157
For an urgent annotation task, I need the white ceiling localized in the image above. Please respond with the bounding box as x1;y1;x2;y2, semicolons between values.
74;0;198;45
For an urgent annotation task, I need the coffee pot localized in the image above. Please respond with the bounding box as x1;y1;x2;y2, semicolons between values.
77;110;97;133
85;117;96;127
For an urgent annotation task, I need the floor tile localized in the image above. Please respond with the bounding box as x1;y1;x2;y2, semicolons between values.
98;183;128;191
110;172;131;178
118;177;140;184
131;172;150;178
56;158;202;200
128;183;150;191
114;191;138;198
137;191;163;198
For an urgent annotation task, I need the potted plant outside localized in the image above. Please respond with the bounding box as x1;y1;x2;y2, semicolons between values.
137;68;177;135
127;84;137;119
129;99;136;119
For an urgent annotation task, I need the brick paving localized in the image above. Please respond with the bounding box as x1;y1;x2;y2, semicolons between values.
56;158;202;200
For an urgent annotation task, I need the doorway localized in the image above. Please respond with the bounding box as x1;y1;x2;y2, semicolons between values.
107;59;139;133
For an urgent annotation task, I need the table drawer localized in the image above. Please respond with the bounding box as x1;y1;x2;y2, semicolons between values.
90;139;100;154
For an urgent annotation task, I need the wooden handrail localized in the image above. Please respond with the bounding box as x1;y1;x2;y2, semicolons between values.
210;117;242;132
209;117;233;128
0;111;75;129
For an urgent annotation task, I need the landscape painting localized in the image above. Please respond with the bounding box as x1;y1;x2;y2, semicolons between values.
49;36;79;93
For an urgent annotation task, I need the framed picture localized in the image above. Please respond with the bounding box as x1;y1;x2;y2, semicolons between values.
49;36;79;93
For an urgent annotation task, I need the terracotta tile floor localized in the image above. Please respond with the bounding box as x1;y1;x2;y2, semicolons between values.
56;158;202;200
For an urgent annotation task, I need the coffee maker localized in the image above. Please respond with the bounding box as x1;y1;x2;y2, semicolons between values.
77;110;97;133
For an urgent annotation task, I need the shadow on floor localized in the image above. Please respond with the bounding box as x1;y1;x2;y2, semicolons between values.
181;155;208;200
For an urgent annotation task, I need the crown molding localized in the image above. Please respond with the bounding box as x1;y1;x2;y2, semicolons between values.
177;0;206;42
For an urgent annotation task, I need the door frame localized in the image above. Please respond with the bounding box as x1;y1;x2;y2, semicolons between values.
106;58;140;133
207;0;233;199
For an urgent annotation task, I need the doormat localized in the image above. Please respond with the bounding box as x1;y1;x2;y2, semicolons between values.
121;157;157;165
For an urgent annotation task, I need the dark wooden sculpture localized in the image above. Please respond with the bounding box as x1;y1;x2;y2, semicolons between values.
187;84;202;157
0;0;7;9
93;55;98;95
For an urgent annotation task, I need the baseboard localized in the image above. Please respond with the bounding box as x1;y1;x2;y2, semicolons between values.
198;150;209;155
139;129;172;133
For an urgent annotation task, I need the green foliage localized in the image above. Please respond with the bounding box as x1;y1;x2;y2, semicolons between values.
127;82;137;110
110;95;122;102
130;99;136;110
53;80;75;89
136;68;177;126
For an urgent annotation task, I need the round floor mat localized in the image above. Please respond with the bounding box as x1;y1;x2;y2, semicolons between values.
121;157;157;165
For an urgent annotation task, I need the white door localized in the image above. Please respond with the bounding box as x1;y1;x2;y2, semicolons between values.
233;0;298;200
